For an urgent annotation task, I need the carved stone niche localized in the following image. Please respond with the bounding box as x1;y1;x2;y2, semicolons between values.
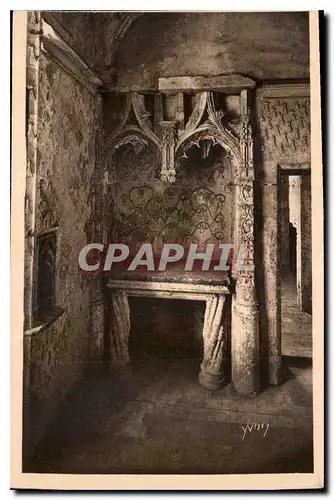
100;84;260;395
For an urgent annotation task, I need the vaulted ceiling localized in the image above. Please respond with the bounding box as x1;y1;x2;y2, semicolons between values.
42;12;139;85
42;11;310;90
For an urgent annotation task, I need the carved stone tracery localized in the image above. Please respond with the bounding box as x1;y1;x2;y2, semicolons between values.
102;89;245;186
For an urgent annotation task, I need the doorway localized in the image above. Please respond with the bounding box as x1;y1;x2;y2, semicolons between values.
278;165;312;358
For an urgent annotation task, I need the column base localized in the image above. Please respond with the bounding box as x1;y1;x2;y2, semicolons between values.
199;367;226;391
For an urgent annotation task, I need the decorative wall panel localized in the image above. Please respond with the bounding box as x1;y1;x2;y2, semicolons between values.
110;141;234;249
258;97;310;163
27;50;100;449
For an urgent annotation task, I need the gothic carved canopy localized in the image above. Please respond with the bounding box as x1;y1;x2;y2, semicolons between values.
101;82;254;184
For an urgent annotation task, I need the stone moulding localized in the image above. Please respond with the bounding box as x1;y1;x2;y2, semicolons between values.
258;83;310;99
41;19;103;93
158;74;256;93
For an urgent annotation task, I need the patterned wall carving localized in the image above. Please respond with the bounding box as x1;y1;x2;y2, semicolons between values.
258;98;310;161
110;141;235;248
27;50;99;449
100;89;251;253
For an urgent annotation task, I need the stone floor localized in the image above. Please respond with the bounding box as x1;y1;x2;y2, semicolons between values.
281;273;312;358
26;354;313;475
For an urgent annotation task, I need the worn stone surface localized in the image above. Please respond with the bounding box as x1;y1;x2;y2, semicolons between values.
24;11;41;330
115;12;309;90
301;174;312;313
23;13;313;457
281;273;312;358
27;51;100;449
41;12;310;91
43;12;309;90
256;181;281;385
258;98;310;164
90;301;105;361
110;143;234;249
25;356;313;474
255;94;311;385
42;12;139;86
41;12;98;75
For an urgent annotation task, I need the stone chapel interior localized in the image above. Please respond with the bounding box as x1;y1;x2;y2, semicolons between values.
22;11;313;474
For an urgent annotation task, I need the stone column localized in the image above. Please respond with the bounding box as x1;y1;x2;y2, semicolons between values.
199;295;226;390
231;90;259;395
109;291;131;367
231;184;259;395
263;180;282;386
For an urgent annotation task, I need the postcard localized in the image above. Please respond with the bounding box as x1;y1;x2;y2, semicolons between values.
11;10;324;490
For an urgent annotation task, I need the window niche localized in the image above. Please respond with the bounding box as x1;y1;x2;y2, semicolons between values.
34;230;62;325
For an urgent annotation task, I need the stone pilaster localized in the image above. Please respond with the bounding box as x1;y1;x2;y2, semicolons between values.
232;272;259;394
265;181;282;385
199;295;226;390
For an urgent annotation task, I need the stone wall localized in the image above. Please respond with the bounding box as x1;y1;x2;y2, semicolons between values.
23;14;312;425
41;12;97;75
301;174;312;313
111;142;235;252
255;92;311;383
115;12;309;90
26;51;101;450
43;12;310;91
